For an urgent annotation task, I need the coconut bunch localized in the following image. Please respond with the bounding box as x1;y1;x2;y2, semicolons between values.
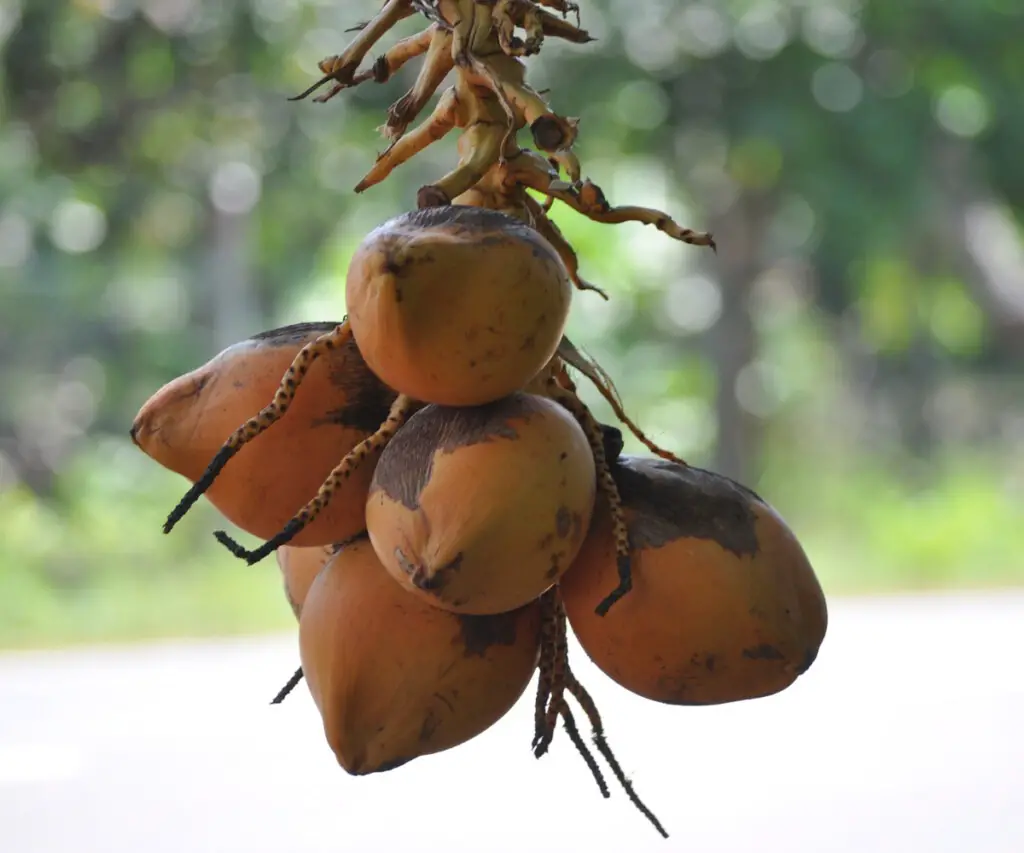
128;1;828;839
131;207;827;838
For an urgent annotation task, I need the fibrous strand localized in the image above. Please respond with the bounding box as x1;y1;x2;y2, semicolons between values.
214;394;415;565
532;587;669;837
546;378;634;616
271;667;305;705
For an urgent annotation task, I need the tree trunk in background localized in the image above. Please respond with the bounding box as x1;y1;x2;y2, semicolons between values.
207;207;262;353
706;195;771;484
900;238;940;459
933;139;1024;352
0;437;56;498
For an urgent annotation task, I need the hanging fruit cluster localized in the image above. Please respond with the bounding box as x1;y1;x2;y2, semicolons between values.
130;1;827;839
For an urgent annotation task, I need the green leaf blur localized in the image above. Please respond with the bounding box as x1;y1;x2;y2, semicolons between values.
1;0;1022;648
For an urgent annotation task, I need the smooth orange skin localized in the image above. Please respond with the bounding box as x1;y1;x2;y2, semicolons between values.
131;322;396;546
345;206;573;407
366;394;596;616
299;539;541;775
275;544;336;619
560;458;827;706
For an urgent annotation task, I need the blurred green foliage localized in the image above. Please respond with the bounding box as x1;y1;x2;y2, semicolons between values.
1;0;1022;648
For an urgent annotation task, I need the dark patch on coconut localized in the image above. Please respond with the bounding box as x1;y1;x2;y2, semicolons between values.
458;608;522;658
742;644;785;661
283;580;301;619
370;756;412;774
796;645;819;675
330;530;369;556
599;422;625;463
613;456;762;557
171;373;212;407
370;393;548;511
382;205;564;270
556;506;572;538
249;321;340;345
186;373;210;400
250;320;397;435
653;671;708;706
412;551;464;592
418;707;441;743
397;203;529;233
662;694;723;708
654;659;745;706
382;247;412;278
317;333;398;434
478;234;509;249
571;511;585;544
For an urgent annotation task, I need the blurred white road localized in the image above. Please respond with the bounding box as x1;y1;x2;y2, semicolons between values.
1;591;1023;853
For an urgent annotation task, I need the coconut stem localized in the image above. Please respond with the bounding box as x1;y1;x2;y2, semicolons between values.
163;322;353;535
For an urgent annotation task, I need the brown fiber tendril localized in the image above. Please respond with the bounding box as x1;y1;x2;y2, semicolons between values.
549;593;607;798
533;587;668;837
162;322;353;536
533;589;557;749
566;671;669;839
271;667;304;705
534;212;607;300
214;394;415;565
546;377;633;616
533;588;567;758
556;337;687;466
558;700;610;798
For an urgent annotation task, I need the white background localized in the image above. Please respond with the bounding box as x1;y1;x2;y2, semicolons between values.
2;591;1022;853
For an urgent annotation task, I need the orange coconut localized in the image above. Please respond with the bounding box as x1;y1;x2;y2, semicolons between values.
560;456;827;705
131;322;396;545
299;537;541;775
366;392;596;615
275;543;337;619
344;206;572;407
